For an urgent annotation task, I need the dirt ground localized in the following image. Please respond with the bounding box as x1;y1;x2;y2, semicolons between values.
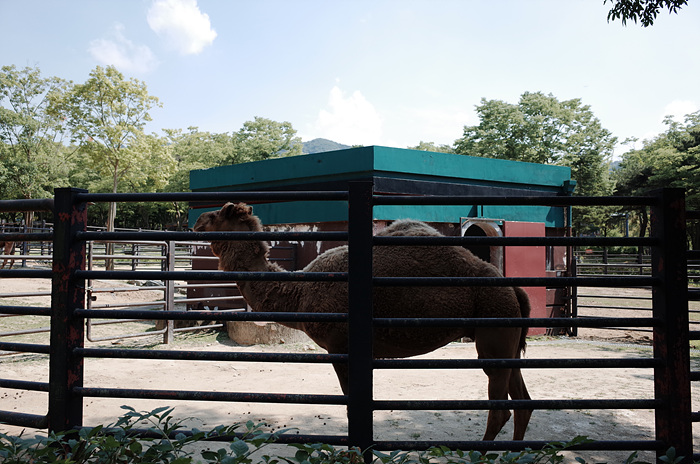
1;278;699;463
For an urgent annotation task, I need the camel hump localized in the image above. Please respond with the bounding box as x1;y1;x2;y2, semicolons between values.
377;219;442;237
514;287;531;354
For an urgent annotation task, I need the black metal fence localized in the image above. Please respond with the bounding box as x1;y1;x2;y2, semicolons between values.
0;185;695;462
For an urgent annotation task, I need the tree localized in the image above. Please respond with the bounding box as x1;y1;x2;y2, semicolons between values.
59;66;168;226
162;127;234;228
409;141;454;154
454;92;617;234
604;0;688;26
614;110;700;248
0;65;72;211
230;116;302;164
58;65;171;267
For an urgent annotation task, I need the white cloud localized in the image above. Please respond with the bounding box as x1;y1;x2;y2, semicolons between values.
661;100;698;123
88;23;158;73
313;86;383;146
147;0;217;55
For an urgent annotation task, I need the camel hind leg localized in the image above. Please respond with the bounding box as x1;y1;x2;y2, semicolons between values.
475;326;530;440
509;367;532;440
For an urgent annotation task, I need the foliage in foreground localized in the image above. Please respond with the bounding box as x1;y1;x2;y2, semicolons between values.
0;406;691;464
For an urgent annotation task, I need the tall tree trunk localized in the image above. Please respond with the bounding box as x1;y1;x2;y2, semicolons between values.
105;168;119;271
638;207;649;255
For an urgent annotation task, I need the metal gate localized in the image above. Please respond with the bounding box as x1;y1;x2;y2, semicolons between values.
0;185;695;462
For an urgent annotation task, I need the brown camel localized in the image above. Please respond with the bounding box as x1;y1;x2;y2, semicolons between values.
194;202;533;440
0;241;16;270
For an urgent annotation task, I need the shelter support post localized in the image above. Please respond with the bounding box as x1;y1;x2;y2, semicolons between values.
650;188;692;462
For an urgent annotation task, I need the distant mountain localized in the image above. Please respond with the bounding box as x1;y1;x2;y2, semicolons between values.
302;138;350;154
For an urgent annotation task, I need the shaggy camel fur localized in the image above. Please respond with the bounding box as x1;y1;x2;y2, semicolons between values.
0;241;15;270
194;202;533;440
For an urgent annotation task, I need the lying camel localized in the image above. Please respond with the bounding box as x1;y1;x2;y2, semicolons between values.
194;202;533;440
0;241;15;270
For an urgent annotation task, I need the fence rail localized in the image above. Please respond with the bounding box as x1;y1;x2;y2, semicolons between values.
0;186;695;462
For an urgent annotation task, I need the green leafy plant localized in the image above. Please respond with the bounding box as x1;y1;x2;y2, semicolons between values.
1;407;696;464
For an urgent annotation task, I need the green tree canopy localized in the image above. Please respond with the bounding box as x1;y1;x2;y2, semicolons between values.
409;141;454;154
454;91;617;234
615;110;700;247
230;116;302;163
0;65;72;203
57;65;172;232
605;0;688;26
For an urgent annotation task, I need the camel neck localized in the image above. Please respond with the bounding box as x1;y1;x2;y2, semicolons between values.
212;241;301;320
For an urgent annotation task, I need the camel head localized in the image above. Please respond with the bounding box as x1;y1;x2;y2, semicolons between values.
194;202;263;233
193;202;269;263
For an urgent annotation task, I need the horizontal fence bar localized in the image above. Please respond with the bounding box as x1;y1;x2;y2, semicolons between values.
373;276;659;287
374;235;658;247
75;231;661;248
577;294;651;300
76;347;347;364
78;230;350;242
0;342;51;354
0;269;53;279
373;357;662;369
75;270;348;282
74;270;659;287
72;425;349;446
0;306;52;317
0;410;49;429
373;317;659;328
70;309;658;329
0;378;50;392
0;232;53;242
374;398;662;411
74;308;348;323
372;439;665;452
373;194;657;207
75;191;350;203
0;198;54;213
74;387;347;405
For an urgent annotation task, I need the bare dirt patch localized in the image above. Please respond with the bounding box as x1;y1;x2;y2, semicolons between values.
2;278;699;463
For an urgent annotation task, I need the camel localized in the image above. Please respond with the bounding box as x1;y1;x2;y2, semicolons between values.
0;241;16;270
194;202;533;441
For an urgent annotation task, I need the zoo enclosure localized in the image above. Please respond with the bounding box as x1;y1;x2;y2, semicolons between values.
0;229;242;346
0;185;695;462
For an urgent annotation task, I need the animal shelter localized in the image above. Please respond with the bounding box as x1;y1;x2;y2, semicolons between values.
187;146;575;334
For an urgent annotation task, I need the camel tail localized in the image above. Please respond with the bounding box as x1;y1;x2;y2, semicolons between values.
514;287;531;355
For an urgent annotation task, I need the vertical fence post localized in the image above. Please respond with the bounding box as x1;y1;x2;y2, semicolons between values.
164;241;175;344
650;188;692;462
347;181;374;454
49;188;88;432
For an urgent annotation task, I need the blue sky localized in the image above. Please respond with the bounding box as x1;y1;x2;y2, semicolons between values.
1;0;699;157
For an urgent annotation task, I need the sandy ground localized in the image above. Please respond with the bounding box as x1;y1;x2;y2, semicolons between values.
1;277;699;463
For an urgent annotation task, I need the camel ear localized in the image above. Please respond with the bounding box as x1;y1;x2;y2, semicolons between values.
220;203;238;219
220;202;252;219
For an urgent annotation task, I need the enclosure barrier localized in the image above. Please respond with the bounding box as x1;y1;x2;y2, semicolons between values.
0;186;694;463
0;235;241;347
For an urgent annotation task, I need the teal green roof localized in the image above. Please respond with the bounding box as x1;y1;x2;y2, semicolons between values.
189;146;573;227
